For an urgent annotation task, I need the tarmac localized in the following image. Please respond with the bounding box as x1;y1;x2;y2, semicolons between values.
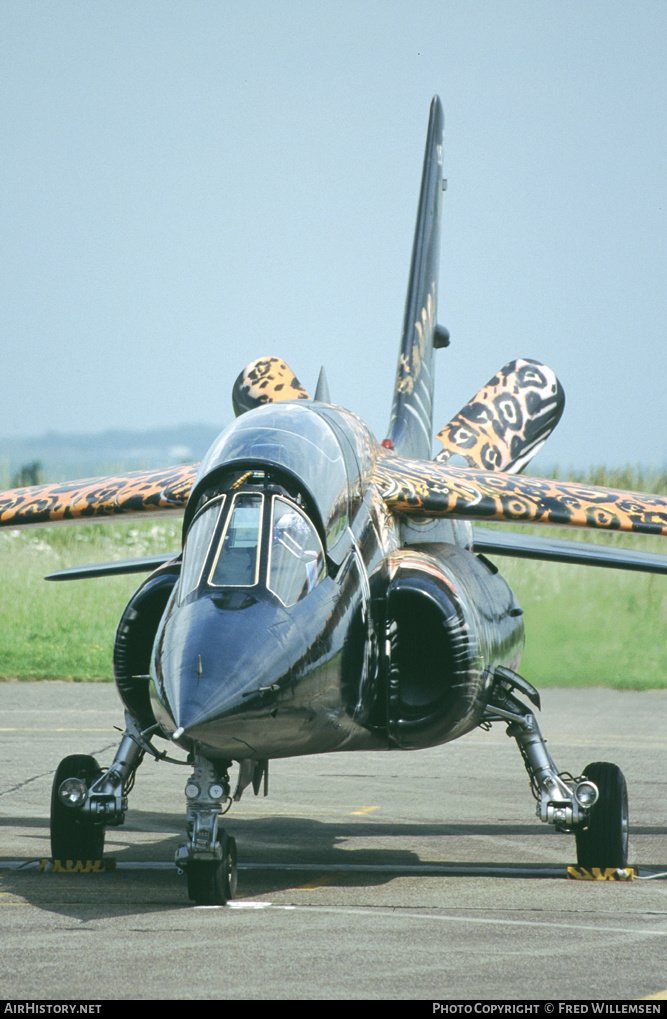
1;681;666;1000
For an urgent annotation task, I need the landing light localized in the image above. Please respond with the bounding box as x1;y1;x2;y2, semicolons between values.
185;782;201;800
208;783;225;801
575;781;599;808
58;778;87;808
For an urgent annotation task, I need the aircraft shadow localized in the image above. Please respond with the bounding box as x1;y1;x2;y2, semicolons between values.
2;810;666;921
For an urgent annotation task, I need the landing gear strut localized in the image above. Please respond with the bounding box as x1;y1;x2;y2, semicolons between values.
50;712;145;862
485;667;629;869
51;717;242;903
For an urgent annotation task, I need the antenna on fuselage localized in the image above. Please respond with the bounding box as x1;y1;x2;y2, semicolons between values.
314;366;331;403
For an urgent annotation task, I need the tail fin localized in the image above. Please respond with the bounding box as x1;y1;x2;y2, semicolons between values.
386;96;446;459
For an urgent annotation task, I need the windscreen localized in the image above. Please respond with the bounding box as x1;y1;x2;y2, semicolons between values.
179;484;326;605
209;493;263;588
268;496;326;606
180;496;225;600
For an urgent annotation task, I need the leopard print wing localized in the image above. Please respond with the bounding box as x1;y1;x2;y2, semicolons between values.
0;462;198;528
232;357;310;416
435;360;564;473
374;453;667;536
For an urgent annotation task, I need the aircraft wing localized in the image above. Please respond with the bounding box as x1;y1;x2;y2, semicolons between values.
374;454;667;536
1;357;315;532
44;553;178;581
0;462;198;528
473;526;667;574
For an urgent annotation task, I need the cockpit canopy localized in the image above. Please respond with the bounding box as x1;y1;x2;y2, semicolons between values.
185;402;377;562
180;477;326;608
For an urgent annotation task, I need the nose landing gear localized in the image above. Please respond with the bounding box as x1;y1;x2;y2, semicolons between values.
186;834;238;905
177;753;239;905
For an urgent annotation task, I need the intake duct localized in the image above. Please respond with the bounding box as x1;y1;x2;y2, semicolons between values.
385;545;524;749
113;561;181;729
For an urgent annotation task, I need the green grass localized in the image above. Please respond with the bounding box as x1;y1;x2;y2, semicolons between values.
0;466;666;688
0;518;181;680
497;533;667;689
493;466;667;689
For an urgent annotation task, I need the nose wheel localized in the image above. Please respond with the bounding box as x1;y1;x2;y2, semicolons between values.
575;761;629;869
187;834;238;905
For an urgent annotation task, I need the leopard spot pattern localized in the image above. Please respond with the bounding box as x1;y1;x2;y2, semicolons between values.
232;356;310;415
374;453;667;536
0;463;198;528
435;359;564;473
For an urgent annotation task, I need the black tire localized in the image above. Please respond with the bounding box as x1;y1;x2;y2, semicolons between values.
575;761;628;869
187;834;238;905
50;754;106;862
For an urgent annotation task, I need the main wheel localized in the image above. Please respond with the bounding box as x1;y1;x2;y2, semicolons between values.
187;834;238;905
51;754;106;862
575;761;628;869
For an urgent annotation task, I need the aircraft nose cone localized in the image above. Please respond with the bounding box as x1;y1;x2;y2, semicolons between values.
151;592;299;753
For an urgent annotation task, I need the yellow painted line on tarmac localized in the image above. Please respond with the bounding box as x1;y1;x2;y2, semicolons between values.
240;805;378;819
554;737;667;747
641;990;667;1000
465;731;667;746
0;727;111;732
294;872;344;891
350;805;379;815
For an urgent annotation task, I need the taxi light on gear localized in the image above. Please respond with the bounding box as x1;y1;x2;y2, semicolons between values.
575;780;599;808
185;781;200;800
208;783;225;800
58;778;87;808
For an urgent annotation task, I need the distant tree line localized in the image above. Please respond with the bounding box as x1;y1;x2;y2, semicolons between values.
12;461;44;487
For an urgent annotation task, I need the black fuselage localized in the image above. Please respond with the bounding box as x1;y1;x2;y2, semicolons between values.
145;402;524;761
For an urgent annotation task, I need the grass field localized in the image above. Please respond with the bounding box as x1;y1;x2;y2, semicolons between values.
0;467;665;688
0;518;181;681
494;531;667;688
506;466;667;688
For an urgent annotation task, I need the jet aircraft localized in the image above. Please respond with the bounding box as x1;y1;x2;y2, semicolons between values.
2;97;667;905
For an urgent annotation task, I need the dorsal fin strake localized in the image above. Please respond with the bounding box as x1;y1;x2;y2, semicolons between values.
314;366;331;403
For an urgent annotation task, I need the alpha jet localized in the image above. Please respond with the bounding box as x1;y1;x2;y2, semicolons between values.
2;97;667;904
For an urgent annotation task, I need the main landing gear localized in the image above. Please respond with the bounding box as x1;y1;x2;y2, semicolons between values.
574;761;629;869
50;715;144;864
51;754;106;862
485;667;629;870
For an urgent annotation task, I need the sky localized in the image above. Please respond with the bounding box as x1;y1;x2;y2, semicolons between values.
1;0;665;472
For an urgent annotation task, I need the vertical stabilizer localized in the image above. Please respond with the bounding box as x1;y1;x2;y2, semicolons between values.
386;96;445;459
